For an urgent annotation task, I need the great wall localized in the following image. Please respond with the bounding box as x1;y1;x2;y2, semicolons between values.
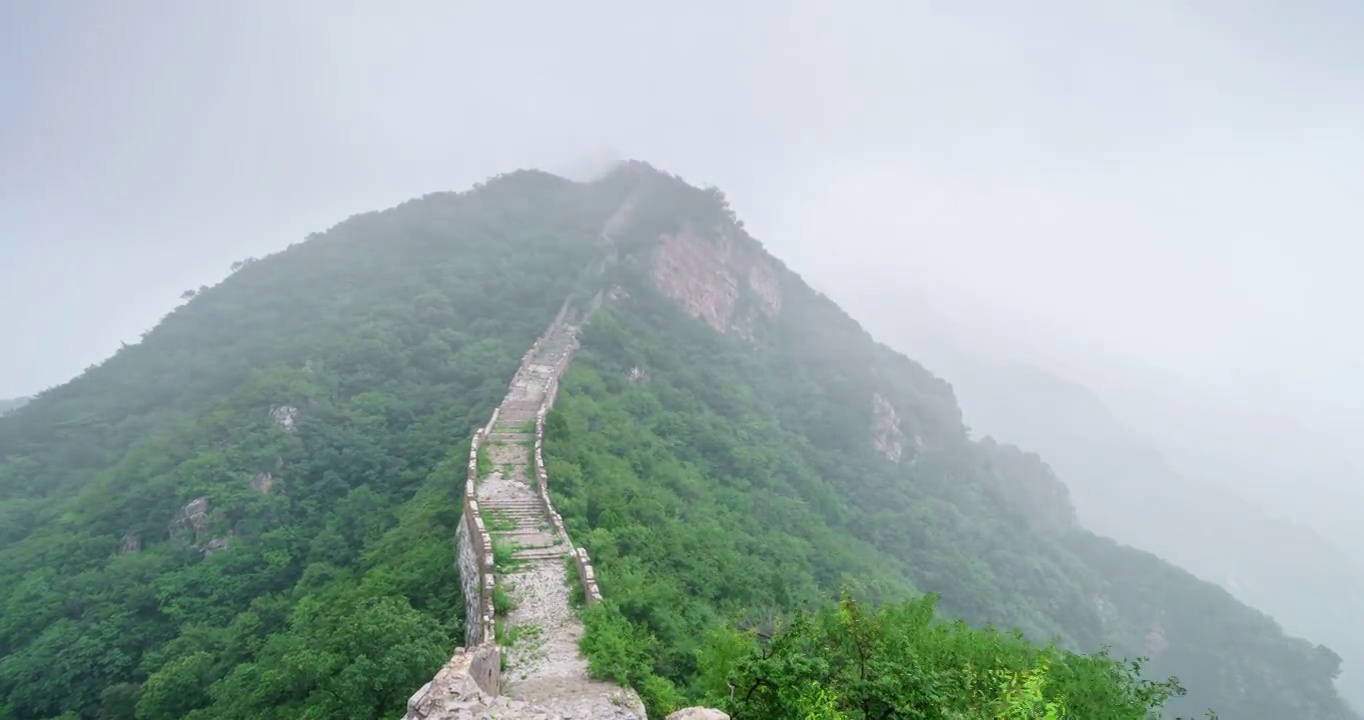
400;295;645;720
399;186;733;720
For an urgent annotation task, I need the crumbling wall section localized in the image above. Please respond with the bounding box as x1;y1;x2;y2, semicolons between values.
456;408;499;653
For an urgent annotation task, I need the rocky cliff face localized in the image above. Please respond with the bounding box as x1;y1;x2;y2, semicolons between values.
650;225;782;340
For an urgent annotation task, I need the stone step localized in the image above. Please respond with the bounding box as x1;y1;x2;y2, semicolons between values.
482;503;545;513
480;468;533;477
481;509;546;521
511;546;571;561
485;513;547;525
487;518;546;528
487;430;534;439
481;499;543;508
496;530;559;548
492;525;548;534
481;501;542;509
484;506;545;516
484;513;546;524
493;525;550;536
499;400;542;412
492;415;534;426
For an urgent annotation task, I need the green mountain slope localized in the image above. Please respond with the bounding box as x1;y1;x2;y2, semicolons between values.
541;165;1355;719
0;398;25;415
900;348;1364;711
0;171;637;720
0;162;1353;719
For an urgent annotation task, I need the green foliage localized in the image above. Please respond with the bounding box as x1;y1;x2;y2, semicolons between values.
0;170;635;720
0;163;1351;720
491;538;520;573
492;581;515;616
695;593;1188;719
542;172;1357;720
579;603;686;714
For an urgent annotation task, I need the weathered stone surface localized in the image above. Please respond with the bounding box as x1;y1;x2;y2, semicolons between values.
118;532;141;555
667;709;729;720
251;471;275;493
1145;615;1169;659
651;225;782;340
269;404;300;433
202;532;232;556
404;314;644;719
169;496;232;555
871;392;905;463
455;516;484;647
406;671;644;720
405;197;645;719
169;496;211;544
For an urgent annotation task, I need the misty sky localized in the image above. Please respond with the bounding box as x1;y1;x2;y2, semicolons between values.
4;1;1363;452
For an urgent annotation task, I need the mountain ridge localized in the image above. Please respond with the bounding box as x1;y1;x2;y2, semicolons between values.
534;164;1353;720
854;291;1364;710
0;161;1353;719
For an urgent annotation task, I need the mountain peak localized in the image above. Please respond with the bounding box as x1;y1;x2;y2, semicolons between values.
549;147;628;183
0;162;1354;720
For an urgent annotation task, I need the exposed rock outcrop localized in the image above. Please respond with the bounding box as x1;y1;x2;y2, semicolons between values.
269;404;300;433
871;392;906;463
251;471;275;493
168;496;232;555
666;709;730;720
169;496;212;544
1145;616;1170;659
202;532;233;556
651;225;781;340
404;650;643;720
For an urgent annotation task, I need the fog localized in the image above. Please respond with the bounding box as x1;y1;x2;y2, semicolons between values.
5;0;1363;619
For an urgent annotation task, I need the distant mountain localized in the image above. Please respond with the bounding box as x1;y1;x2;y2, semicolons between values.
0;397;26;415
1080;365;1364;565
863;305;1364;710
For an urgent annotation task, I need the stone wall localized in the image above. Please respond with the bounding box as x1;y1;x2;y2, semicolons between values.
444;297;588;684
530;321;605;604
517;298;574;368
403;644;501;719
457;408;499;650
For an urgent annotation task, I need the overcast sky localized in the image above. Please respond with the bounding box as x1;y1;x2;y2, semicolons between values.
4;1;1363;452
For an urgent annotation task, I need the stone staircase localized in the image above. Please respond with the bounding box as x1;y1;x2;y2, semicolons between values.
474;320;642;717
403;191;647;720
478;323;576;569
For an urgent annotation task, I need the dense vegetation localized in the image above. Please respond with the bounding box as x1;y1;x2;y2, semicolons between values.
0;171;633;720
699;593;1186;719
913;352;1364;711
541;167;1356;719
0;398;26;415
0;163;1353;719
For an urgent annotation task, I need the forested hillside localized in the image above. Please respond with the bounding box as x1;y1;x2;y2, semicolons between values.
896;348;1364;710
0;398;26;415
539;166;1355;719
0;171;636;720
0;162;1354;720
